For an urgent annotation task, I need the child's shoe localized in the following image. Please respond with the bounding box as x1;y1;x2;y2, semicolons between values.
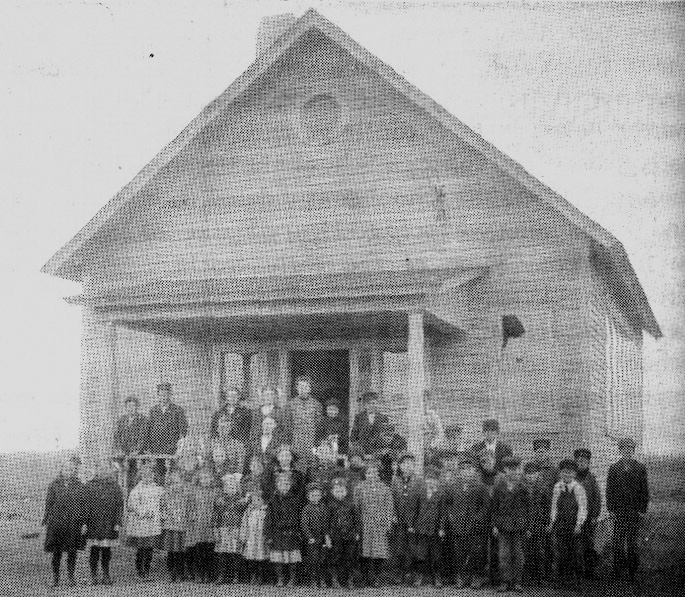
413;573;423;587
90;573;99;586
455;575;466;589
513;583;524;593
471;576;486;589
434;574;443;588
331;574;341;589
102;573;113;586
497;582;509;592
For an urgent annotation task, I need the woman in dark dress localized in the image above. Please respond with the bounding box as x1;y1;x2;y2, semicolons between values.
43;454;86;587
83;459;124;585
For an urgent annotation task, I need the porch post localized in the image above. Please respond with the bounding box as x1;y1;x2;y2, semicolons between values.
407;312;425;470
349;346;361;424
278;348;291;404
80;308;118;474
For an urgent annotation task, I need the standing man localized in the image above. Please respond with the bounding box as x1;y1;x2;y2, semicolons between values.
209;387;252;444
471;419;513;472
113;395;147;492
606;437;649;583
350;391;389;457
144;382;188;481
574;448;601;580
290;375;324;471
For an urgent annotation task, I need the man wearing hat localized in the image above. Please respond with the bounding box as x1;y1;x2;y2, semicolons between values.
606;437;649;582
471;419;513;472
143;383;188;481
574;448;601;579
350;391;390;457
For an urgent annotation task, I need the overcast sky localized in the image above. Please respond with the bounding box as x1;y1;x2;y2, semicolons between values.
0;0;683;454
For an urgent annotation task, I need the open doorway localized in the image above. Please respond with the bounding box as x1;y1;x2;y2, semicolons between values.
290;349;350;451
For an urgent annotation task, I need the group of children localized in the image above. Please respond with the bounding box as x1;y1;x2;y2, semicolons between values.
44;413;649;593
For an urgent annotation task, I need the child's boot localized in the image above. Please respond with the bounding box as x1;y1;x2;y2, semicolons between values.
331;572;341;589
275;564;285;587
413;572;423;587
434;572;443;588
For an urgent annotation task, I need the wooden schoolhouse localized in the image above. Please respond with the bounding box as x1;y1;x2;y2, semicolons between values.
42;10;661;478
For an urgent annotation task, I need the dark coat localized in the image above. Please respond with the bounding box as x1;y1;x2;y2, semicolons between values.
210;403;253;443
249;406;292;449
144;402;188;455
391;474;424;527
350;411;389;455
491;478;530;534
265;490;303;551
114;413;148;455
316;415;349;454
471;440;513;472
83;477;124;541
606;459;649;516
43;475;86;552
444;479;489;535
528;480;552;533
328;498;358;541
577;469;601;521
410;485;445;536
301;502;330;543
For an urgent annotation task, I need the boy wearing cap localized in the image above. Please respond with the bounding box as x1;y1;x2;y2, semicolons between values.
301;482;331;588
491;455;529;593
328;477;359;589
443;455;489;589
408;465;445;587
472;419;513;472
606;437;649;582
574;448;601;579
390;453;422;584
523;462;552;584
549;459;587;586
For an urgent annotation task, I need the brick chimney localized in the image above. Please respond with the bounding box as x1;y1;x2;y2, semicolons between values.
256;14;297;56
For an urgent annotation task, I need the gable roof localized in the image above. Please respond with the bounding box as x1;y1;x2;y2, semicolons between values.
41;8;661;339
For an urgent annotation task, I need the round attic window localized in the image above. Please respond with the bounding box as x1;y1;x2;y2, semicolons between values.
299;93;342;144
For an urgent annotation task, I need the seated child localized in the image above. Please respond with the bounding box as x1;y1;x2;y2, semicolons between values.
549;459;587;587
126;463;164;578
301;482;331;588
214;473;246;584
161;468;193;582
444;454;489;589
186;467;219;583
328;476;359;589
408;465;445;587
317;399;348;455
353;459;396;587
491;455;529;593
265;472;302;587
239;489;270;584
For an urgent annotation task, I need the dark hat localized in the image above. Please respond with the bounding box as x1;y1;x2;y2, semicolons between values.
523;462;542;474
483;418;500;432
306;481;323;493
361;391;380;403
157;381;172;392
397;452;416;465
558;459;577;472
424;465;441;479
617;437;637;451
501;455;521;469
573;448;592;460
124;395;139;406
532;439;551;451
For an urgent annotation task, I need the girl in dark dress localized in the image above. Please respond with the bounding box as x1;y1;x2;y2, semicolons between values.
43;454;86;587
83;459;124;585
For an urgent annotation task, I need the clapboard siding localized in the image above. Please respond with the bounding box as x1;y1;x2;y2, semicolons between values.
86;31;586;292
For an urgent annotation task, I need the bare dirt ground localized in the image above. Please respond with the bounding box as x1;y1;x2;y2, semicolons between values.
1;453;683;597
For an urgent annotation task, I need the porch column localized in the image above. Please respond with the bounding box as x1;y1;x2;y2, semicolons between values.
80;307;118;474
278;348;291;404
349;346;361;423
407;312;426;469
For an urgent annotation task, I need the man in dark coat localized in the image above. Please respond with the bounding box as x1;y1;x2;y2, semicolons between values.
43;455;86;587
113;395;147;492
606;437;649;582
574;447;601;579
209;387;252;444
471;418;513;472
144;382;188;482
350;391;389;457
